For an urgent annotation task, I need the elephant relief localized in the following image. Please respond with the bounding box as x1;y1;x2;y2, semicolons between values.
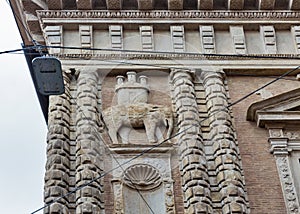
103;71;173;144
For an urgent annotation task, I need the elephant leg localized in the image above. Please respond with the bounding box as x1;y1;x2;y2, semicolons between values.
108;126;119;144
144;119;157;143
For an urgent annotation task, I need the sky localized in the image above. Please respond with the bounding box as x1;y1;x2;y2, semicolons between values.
0;1;47;213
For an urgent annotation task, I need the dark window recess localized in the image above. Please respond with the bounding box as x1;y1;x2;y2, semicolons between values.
63;0;77;10
154;0;168;9
214;0;227;9
244;0;256;9
94;0;107;9
184;0;197;9
123;0;138;9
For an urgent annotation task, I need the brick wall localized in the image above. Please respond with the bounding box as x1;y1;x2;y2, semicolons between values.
227;75;300;214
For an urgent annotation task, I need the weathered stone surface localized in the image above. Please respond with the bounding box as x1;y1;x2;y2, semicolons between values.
171;69;213;213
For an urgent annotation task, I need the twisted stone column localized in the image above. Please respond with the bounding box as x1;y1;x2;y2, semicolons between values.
44;71;71;214
75;69;104;213
201;69;249;213
170;69;212;213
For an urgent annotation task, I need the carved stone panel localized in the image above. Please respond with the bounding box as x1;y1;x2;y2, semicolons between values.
275;156;300;214
79;25;93;54
111;155;176;214
44;25;63;54
260;25;277;54
230;25;247;54
199;25;216;54
170;26;185;52
109;25;123;49
123;164;162;190
103;71;173;145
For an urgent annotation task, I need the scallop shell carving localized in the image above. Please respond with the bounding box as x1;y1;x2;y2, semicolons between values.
123;164;162;190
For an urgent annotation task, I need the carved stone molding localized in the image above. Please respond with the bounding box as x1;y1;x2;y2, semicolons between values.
275;156;300;214
37;10;300;20
47;52;300;62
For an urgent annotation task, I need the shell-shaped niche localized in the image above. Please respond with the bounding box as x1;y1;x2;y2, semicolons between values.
123;164;162;191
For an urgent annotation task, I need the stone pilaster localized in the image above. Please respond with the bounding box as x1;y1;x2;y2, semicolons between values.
201;69;249;214
170;69;212;213
44;71;71;214
268;128;300;214
75;70;104;213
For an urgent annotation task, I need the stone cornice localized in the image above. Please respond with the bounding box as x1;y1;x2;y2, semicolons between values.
52;53;300;61
37;10;300;21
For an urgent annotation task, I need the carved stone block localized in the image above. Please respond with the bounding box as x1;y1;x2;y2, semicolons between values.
291;26;300;54
260;25;277;54
109;25;123;49
230;25;247;54
199;25;216;54
79;25;93;54
170;26;185;52
44;25;63;54
140;26;154;51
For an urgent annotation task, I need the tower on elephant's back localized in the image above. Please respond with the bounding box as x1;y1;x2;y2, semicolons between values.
11;0;300;213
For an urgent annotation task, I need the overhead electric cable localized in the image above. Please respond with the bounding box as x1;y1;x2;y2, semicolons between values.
30;65;300;214
73;94;156;214
2;44;300;61
39;45;300;60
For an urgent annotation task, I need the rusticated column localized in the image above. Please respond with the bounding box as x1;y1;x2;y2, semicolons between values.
170;69;212;213
201;69;249;214
44;71;71;214
75;69;104;213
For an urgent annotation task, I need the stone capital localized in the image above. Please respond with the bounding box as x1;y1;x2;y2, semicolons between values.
170;68;195;82
199;68;225;82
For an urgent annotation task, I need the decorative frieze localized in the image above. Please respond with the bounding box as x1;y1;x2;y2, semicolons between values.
170;26;185;52
260;25;277;54
140;26;154;51
230;25;247;54
109;25;123;49
79;25;93;54
199;25;216;54
44;25;63;54
37;10;300;20
291;26;300;54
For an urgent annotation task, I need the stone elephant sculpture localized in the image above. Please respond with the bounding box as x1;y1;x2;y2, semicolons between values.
103;103;173;144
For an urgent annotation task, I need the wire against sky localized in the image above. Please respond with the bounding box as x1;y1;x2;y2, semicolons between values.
30;65;300;214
